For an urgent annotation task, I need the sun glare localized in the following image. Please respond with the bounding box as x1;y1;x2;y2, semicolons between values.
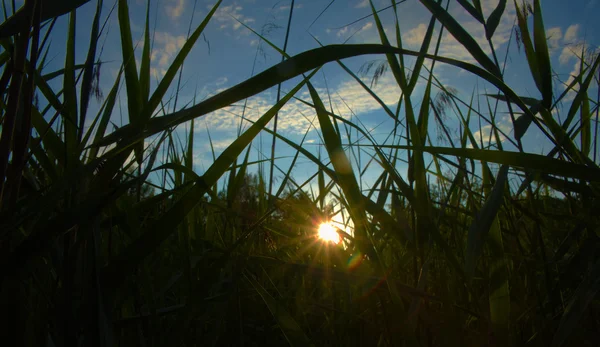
318;222;341;244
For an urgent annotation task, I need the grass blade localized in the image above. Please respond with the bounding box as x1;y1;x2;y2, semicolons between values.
563;55;600;131
456;0;484;24
245;272;313;346
100;69;319;287
78;0;103;138
64;11;78;165
118;0;141;125
144;0;222;118
0;0;91;38
419;0;500;77
95;44;543;150
408;9;438;92
514;0;542;97
551;259;600;347
488;217;511;345
383;145;600;182
87;68;123;161
580;86;591;156
308;82;374;257
532;0;552;108
485;0;506;40
139;0;151;104
465;165;508;278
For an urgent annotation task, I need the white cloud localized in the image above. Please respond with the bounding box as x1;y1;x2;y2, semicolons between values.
559;46;577;65
563;24;580;42
215;77;228;86
202;135;238;152
372;0;522;62
192;72;403;138
562;61;583;102
355;0;369;8
276;3;304;12
558;24;585;65
558;36;599;101
428;0;517;63
404;23;428;47
559;42;589;66
546;27;562;52
166;0;186;20
149;31;187;78
329;73;402;116
470;115;513;149
212;3;255;33
334;22;373;41
360;22;374;32
337;26;349;38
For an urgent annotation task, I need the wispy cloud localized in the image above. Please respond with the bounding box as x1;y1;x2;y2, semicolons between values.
559;24;584;65
336;26;349;38
404;23;428;47
201;135;238;152
334;22;373;41
470;115;513;149
196;93;314;134
359;22;373;33
562;60;586;102
215;77;229;86
417;0;517;63
149;31;187;78
392;1;517;65
327;73;401;116
355;0;369;8
564;23;580;42
554;23;600;101
165;0;186;20
275;3;304;12
192;71;403;139
546;27;562;52
212;3;255;34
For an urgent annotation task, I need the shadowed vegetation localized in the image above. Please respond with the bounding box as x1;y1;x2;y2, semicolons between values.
0;0;599;346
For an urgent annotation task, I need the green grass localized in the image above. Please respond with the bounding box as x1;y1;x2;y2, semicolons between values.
0;0;599;346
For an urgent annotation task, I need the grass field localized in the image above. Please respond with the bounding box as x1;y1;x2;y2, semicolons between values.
0;0;599;346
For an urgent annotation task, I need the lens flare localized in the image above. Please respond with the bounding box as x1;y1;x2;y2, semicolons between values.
317;222;341;244
347;252;364;270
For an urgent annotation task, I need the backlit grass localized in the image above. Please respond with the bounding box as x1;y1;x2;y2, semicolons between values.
0;0;599;346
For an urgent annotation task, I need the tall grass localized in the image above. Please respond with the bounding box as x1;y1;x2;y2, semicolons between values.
0;0;599;346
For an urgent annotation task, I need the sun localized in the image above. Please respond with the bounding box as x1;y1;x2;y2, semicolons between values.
317;222;341;244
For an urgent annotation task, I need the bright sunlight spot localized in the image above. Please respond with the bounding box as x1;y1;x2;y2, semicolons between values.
318;222;341;244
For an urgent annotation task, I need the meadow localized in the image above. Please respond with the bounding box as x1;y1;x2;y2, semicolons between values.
0;0;599;346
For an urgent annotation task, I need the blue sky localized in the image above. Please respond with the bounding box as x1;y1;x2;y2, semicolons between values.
3;0;600;195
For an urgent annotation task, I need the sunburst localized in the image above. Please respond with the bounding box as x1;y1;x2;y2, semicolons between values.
317;222;341;244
